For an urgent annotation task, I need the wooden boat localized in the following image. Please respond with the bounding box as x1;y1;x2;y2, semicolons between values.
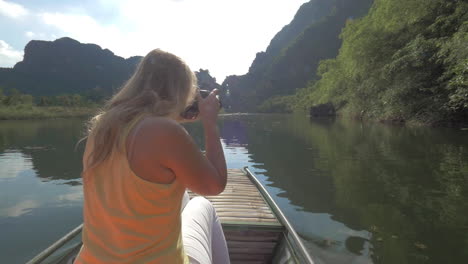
27;167;314;264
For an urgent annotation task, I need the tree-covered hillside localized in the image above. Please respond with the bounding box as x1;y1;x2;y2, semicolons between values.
0;37;219;101
0;37;221;119
0;37;141;98
282;0;468;124
222;0;374;112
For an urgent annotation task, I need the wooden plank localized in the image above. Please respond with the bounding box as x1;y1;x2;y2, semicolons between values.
217;212;276;219
190;169;283;262
188;170;276;224
218;189;260;192
205;195;265;200
211;190;261;195
231;261;266;264
224;230;282;240
215;207;273;210
218;211;273;216
204;196;263;200
225;235;279;242
227;241;277;249
209;204;270;209
230;256;271;262
230;251;273;257
218;218;278;224
222;221;282;227
230;255;272;262
218;213;276;218
228;247;275;254
210;202;269;206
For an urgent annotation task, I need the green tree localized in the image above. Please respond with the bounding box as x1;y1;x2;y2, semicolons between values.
287;0;468;124
0;87;5;105
71;94;84;106
38;96;52;106
4;88;21;106
19;94;33;105
56;95;72;106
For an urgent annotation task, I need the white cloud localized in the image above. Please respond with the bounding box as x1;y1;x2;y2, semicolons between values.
0;40;23;67
57;189;83;202
37;0;308;81
0;199;39;217
24;31;53;41
24;31;51;40
0;151;32;178
40;12;129;55
41;13;108;35
25;31;35;38
0;0;29;19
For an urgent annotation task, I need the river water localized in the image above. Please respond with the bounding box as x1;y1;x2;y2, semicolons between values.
1;114;467;264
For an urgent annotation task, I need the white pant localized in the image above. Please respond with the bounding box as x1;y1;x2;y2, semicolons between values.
181;192;230;264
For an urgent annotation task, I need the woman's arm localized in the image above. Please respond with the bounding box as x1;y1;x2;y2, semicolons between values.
198;89;227;192
201;120;227;193
127;89;227;195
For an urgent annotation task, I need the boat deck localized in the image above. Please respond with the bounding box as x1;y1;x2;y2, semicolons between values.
188;169;284;264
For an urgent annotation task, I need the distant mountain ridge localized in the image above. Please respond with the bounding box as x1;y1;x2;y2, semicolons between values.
0;37;141;97
222;0;374;112
0;37;219;98
0;0;374;108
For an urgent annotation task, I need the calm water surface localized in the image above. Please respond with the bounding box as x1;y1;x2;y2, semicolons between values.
1;114;467;264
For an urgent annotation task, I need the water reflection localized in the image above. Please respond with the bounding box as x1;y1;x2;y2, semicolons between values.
1;115;468;264
0;151;34;179
0;120;85;263
215;115;468;264
220;117;249;147
0;148;83;263
0;119;85;183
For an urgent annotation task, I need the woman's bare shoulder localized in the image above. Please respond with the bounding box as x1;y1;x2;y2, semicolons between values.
131;116;189;146
126;117;190;184
140;117;187;135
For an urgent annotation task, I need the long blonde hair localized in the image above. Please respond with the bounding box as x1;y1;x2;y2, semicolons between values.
84;49;197;171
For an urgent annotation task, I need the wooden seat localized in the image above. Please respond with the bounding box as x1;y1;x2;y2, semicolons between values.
188;169;284;264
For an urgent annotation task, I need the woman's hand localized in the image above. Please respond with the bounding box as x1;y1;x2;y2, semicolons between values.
198;89;221;125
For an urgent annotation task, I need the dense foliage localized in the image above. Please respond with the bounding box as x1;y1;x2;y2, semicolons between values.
282;0;468;124
0;88;94;107
222;0;373;112
0;87;98;119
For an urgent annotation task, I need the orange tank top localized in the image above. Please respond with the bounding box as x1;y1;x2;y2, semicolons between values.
75;117;189;264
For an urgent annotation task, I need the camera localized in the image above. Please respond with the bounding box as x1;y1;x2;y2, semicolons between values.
181;90;216;119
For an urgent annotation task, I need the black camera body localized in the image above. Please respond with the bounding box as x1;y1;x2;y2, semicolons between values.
180;90;211;119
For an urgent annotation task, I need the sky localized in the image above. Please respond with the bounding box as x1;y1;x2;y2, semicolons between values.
0;0;309;82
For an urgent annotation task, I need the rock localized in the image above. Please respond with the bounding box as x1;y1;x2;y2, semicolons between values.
310;102;336;117
195;69;220;91
2;37;142;96
0;37;216;99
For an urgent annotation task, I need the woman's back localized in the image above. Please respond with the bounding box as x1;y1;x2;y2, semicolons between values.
75;118;188;264
75;49;229;264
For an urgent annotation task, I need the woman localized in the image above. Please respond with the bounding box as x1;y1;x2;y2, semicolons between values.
74;49;230;264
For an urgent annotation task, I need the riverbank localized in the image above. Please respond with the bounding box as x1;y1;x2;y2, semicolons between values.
339;114;468;129
0;106;98;120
